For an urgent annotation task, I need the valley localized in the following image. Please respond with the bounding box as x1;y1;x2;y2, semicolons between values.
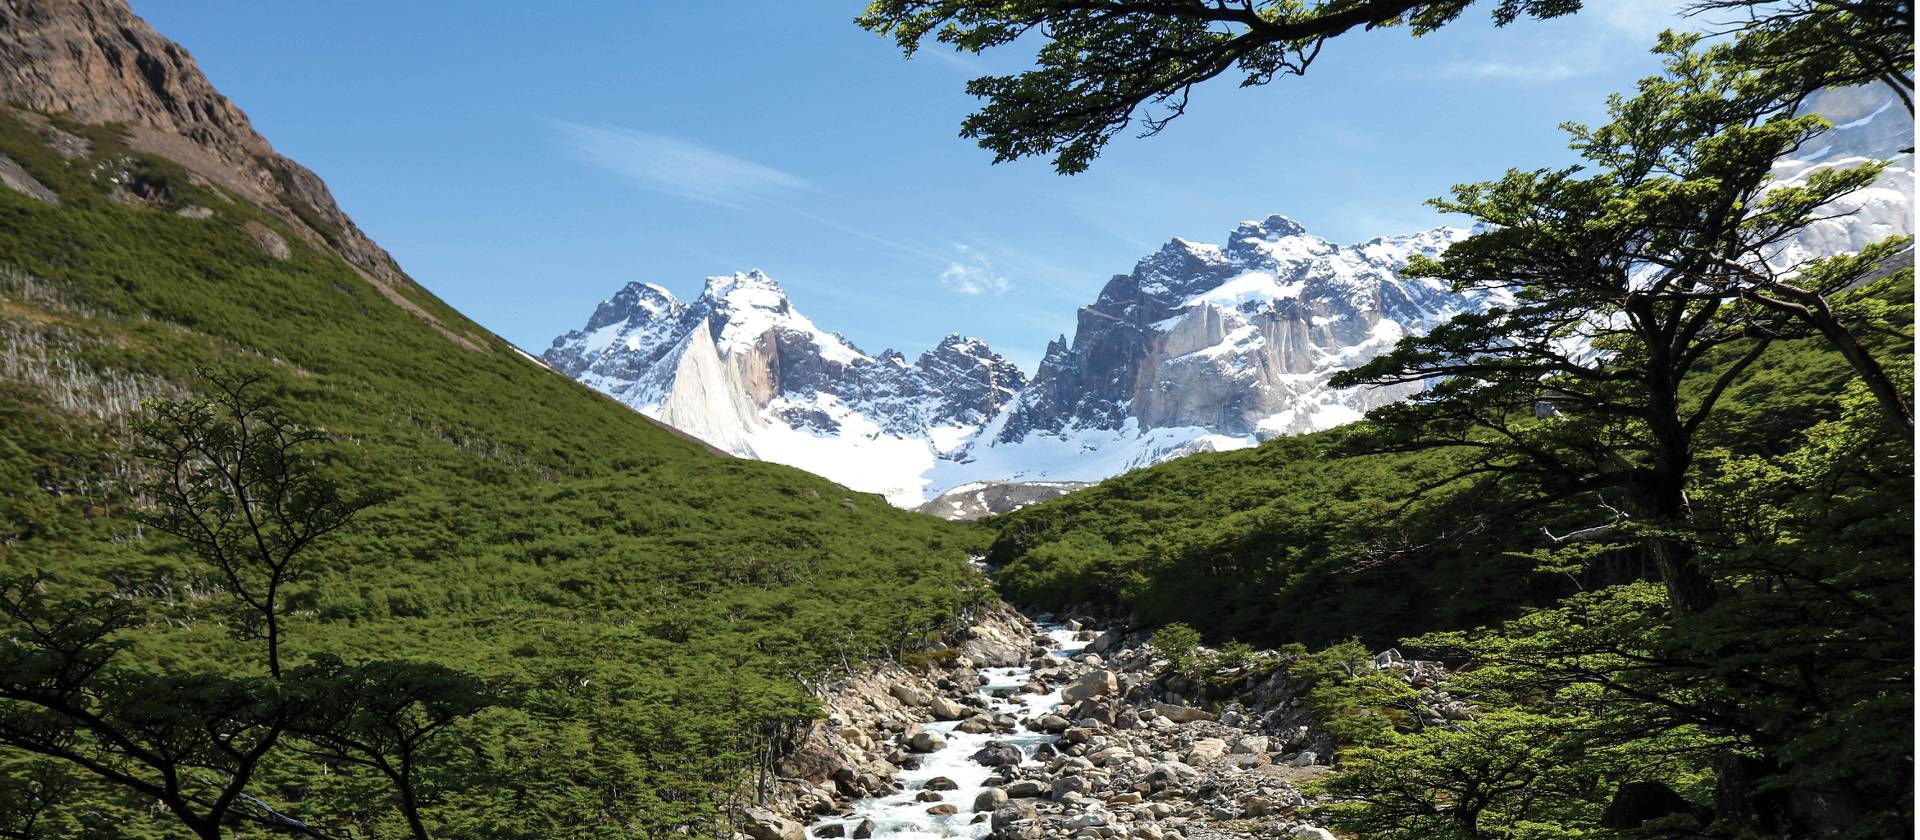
0;1;1911;838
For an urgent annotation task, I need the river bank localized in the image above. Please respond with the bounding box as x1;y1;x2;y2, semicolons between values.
740;604;1457;840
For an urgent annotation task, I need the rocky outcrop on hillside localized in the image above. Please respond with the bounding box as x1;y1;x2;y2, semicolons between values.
0;0;486;350
914;480;1091;521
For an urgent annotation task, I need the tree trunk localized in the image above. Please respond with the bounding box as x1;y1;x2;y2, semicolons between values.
1805;305;1914;437
398;787;431;840
1714;754;1793;835
1648;534;1717;616
1641;414;1717;616
1752;282;1915;437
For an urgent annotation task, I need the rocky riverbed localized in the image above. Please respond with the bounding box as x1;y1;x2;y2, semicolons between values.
739;607;1460;840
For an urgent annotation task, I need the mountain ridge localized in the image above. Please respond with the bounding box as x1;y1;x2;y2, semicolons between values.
551;214;1511;503
544;269;1028;502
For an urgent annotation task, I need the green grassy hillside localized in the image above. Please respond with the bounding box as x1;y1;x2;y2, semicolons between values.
0;107;986;838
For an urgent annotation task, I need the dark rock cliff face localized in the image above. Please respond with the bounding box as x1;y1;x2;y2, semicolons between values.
916;335;1028;425
988;215;1497;445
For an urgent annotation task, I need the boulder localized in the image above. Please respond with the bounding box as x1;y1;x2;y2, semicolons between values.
1073;810;1111;828
1087;629;1122;654
931;695;968;721
1051;774;1094;800
962;623;1027;667
975;787;1010;811
1290;827;1337;840
908;731;946;753
1062;670;1119;703
1232;735;1270;755
1070;698;1117;725
740;808;804;840
1184;739;1228;763
814;823;847;838
1223;753;1266;770
972;741;1025;767
992;801;1039;833
927;804;959;816
852;818;876;839
1242;796;1280;817
890;684;926;706
927;776;959;791
1006;779;1048;798
1151;702;1215;723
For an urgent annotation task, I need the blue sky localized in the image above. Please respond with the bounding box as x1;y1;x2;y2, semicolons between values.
133;1;1689;370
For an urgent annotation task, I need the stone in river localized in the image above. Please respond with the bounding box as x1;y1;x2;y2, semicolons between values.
971;741;1024;767
974;786;1010;811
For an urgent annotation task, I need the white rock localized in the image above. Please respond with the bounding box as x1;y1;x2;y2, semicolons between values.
1063;670;1119;703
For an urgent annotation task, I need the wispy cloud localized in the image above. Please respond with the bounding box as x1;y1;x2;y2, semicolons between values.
1439;0;1698;84
916;48;991;75
789;209;955;263
1446;59;1587;82
551;121;811;207
1590;0;1693;40
941;245;1012;295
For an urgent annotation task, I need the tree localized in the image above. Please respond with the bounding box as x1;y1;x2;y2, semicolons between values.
858;0;1913;172
1314;706;1618;839
859;0;1581;173
0;576;304;840
1329;37;1892;617
1688;0;1914;111
135;370;379;680
1150;622;1202;675
0;371;489;838
288;657;493;840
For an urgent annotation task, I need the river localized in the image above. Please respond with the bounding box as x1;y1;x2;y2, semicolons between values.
806;625;1090;839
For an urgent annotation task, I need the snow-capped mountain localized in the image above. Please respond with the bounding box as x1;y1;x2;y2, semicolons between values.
925;216;1508;489
546;218;1502;503
543;270;1025;503
1765;86;1914;272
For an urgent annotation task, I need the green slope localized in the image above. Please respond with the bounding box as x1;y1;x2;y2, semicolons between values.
0;107;987;837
